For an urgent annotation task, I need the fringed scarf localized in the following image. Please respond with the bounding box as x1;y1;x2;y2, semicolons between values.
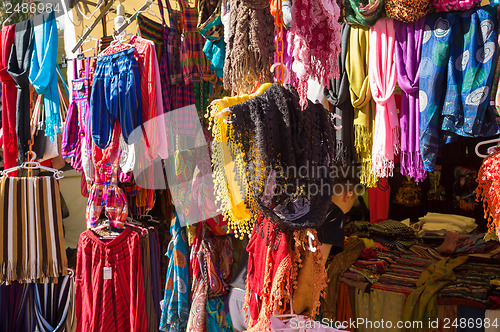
346;26;378;187
476;151;500;239
223;0;274;94
395;19;427;182
29;11;60;144
324;23;354;167
420;6;500;171
345;0;385;27
369;18;400;179
289;0;341;108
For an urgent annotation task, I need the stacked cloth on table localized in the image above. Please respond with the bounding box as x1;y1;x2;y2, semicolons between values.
417;213;477;237
341;248;399;285
436;231;500;255
438;261;500;309
369;219;418;250
372;244;442;295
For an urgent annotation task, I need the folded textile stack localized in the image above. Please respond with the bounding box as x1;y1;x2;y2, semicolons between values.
342;248;399;285
369;219;418;251
436;232;500;256
417;213;477;237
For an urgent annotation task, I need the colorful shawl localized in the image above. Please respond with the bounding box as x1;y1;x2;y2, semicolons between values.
432;0;481;12
346;26;378;187
324;23;354;167
159;214;191;332
29;11;60;144
289;0;341;108
420;6;500;171
476;151;500;239
369;18;400;179
395;18;427;182
345;0;385;27
385;0;431;23
198;0;225;78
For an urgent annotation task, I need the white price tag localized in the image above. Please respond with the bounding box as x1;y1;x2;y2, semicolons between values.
103;267;112;280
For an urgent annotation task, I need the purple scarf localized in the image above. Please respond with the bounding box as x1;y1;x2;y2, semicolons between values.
394;18;426;182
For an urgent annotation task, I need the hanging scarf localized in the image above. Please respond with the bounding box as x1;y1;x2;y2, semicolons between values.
0;24;18;172
223;0;274;94
159;214;191;332
420;6;500;171
345;26;378;187
289;0;341;108
29;11;60;144
7;18;34;162
345;0;385;27
476;151;500;239
385;0;431;23
198;0;226;78
369;18;400;179
0;283;34;332
432;0;481;12
395;19;427;182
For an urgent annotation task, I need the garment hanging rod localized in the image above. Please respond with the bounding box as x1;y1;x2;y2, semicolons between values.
71;0;116;53
113;0;153;37
79;0;134;18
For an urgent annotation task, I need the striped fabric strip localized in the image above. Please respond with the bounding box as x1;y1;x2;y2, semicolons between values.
0;176;68;283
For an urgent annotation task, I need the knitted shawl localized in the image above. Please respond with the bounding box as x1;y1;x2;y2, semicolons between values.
369;18;400;179
223;0;274;94
345;0;385;27
477;151;500;239
345;26;378;187
29;11;60;144
289;0;341;108
394;19;427;182
324;23;354;167
228;84;336;231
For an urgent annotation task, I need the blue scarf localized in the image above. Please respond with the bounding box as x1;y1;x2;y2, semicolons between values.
419;5;500;171
29;11;60;143
160;213;191;332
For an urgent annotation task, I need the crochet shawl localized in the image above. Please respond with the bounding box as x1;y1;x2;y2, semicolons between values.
477;151;500;239
369;18;400;179
289;0;341;108
324;23;354;167
394;19;427;182
223;0;274;94
345;26;378;187
228;84;336;231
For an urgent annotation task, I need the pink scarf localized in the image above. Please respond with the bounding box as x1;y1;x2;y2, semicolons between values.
369;18;400;178
290;0;341;108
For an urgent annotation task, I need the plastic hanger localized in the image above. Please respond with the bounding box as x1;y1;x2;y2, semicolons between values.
475;136;500;158
143;3;163;21
1;152;64;179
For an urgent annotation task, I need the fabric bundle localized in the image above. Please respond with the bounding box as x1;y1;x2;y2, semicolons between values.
228;84;336;231
385;0;431;23
346;25;378;187
369;18;400;178
29;11;60;144
324;23;354;167
432;0;481;12
345;0;385;27
477;151;500;239
0;176;68;283
289;0;341;108
223;0;274;94
394;19;427;182
419;5;500;171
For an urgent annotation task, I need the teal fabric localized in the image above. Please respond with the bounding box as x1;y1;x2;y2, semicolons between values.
206;296;233;332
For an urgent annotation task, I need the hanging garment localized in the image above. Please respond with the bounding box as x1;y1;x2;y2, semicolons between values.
289;0;341;108
137;14;163;59
75;227;148;332
34;274;76;332
476;151;500;238
206;297;233;332
159;214;191;332
394;18;427;182
368;178;391;223
385;0;431;23
369;18;400;178
61;101;83;171
432;0;481;11
324;23;355;167
0;176;68;282
223;0;274;94
345;0;385;27
158;0;183;86
198;0;225;78
419;6;500;171
178;0;212;84
90;48;143;149
7;18;34;162
29;11;60;145
0;24;18;172
0;283;34;332
345;25;377;187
